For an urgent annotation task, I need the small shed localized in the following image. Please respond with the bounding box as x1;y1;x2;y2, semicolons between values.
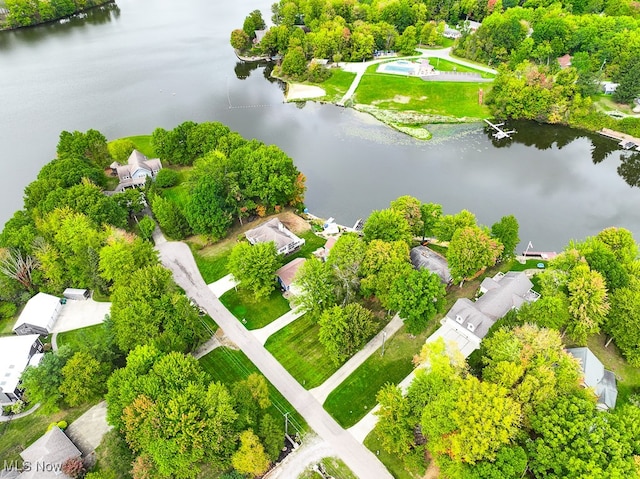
13;293;62;336
603;82;619;94
276;258;307;294
63;288;90;301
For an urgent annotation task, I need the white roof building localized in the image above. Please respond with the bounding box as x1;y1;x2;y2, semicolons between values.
13;293;62;336
0;335;44;405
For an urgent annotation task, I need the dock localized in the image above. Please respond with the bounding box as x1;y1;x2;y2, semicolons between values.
484;119;516;139
598;128;640;150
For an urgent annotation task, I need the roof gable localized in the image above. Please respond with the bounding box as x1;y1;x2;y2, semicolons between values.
13;293;61;332
20;426;80;479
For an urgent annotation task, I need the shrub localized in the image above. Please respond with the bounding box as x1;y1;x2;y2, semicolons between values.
61;457;85;479
154;169;179;188
0;301;17;319
57;420;68;430
307;63;332;83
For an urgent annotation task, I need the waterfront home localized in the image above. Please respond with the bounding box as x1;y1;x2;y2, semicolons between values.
245;218;305;255
567;347;618;410
276;258;306;294
410;246;452;285
113;150;162;192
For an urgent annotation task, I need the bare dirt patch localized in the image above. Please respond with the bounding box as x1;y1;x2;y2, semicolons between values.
393;95;411;104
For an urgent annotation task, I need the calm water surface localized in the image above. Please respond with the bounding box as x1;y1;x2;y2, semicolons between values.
1;0;640;250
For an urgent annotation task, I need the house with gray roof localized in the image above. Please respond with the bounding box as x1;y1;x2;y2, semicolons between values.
440;271;539;352
245;218;305;255
567;347;618;410
113;149;162;192
18;426;81;479
410;246;452;285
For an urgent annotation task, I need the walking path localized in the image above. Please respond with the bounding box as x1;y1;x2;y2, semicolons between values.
252;308;305;345
65;401;112;455
155;238;393;479
310;314;404;404
337;47;496;106
207;273;238;297
0;403;40;422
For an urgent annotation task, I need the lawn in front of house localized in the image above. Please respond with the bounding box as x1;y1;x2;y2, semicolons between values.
286;231;327;262
323;322;436;428
265;314;339;389
0;404;93;463
56;323;107;352
0;316;15;335
354;73;490;118
219;288;291;330
585;333;640;405
199;347;307;433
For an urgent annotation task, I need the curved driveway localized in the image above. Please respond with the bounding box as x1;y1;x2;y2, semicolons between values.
156;239;392;479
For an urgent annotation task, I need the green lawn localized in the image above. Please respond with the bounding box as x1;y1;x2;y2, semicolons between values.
313;69;357;103
193;246;232;283
120;135;156;158
219;288;291;330
323;323;436;428
0;316;15;335
509;258;545;271
354;74;490;118
427;57;494;78
286;231;327;262
56;324;107;352
0;404;92;462
364;427;425;479
199;347;307;433
265;314;339;389
298;457;358;479
161;182;190;210
585;333;640;406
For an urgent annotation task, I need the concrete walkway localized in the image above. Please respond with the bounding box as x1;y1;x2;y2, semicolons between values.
0;403;40;422
310;314;404;404
207;274;238;297
65;401;112;455
52;298;110;333
252;308;305;345
155;238;393;479
192;335;223;359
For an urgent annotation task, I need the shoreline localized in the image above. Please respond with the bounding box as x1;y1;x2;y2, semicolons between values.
0;0;115;31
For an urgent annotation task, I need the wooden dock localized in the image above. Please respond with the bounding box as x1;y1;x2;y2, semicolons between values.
484;119;515;139
598;128;640;150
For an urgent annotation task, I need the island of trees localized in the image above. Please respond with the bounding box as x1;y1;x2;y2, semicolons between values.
232;0;640;137
1;0;114;30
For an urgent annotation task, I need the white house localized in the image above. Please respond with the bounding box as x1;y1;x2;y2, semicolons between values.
245;218;306;255
603;82;619;94
0;335;44;406
113;150;162;192
13;293;62;336
439;272;539;353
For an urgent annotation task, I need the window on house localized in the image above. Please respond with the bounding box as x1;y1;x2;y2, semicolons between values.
455;314;464;324
467;323;475;332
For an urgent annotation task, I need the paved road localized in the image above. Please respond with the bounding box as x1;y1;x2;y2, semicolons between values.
310;314;404;404
156;239;393;479
207;273;238;297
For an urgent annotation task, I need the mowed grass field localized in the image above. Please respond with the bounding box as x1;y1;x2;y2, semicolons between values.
199;346;307;433
316;69;357;102
265;314;340;389
219;288;291;330
354;73;490;118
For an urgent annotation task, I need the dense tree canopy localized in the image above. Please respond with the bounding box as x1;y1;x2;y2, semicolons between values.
447;226;503;283
318;303;377;365
228;242;280;300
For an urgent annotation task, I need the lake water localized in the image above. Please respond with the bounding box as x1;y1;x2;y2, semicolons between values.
1;0;640;251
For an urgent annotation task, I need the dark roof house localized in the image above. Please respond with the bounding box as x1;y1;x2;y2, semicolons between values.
18;426;81;479
567;347;618;410
245;218;305;255
410;246;452;284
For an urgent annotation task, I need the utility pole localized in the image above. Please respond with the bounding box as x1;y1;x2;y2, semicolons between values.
381;331;387;356
284;412;290;436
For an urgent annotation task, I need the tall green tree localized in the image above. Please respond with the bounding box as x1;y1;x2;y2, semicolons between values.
363;209;412;245
388;268;446;334
59;351;110;407
150;195;191;240
99;229;159;286
326;233;366;304
566;263;609;344
318;303;377;365
490;215;519;259
375;384;414;457
291;257;337;320
231;430;271;478
434;210;476;242
360;239;412;308
447;226;503;283
20;346;73;413
390;195;424;236
228;242;279;300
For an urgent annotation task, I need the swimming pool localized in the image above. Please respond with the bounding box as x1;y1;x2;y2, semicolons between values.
377;61;418;75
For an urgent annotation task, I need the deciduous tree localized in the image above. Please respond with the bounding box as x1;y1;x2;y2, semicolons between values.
566;263;609;344
363;209;412;245
231;430;271;478
60;352;110;406
318;303;377;365
447;226;503;283
490;215;519;259
228;242;279;300
291;256;337;320
434;210;476;242
326;233;366;304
